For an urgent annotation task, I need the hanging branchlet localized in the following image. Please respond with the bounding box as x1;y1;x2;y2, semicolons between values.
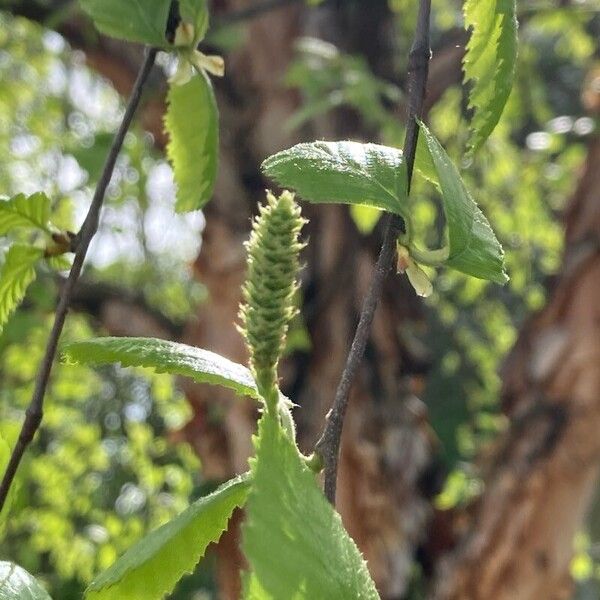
238;190;306;414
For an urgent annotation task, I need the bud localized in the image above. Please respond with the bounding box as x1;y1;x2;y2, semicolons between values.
396;243;433;298
238;191;306;412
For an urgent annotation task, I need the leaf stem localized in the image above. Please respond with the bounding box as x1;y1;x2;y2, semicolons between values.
0;47;158;512
314;0;432;505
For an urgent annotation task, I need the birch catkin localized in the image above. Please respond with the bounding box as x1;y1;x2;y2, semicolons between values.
238;190;305;413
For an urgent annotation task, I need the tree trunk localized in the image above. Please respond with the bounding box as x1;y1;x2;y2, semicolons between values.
432;134;600;600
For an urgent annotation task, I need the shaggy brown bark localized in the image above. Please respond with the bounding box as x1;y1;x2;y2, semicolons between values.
432;135;600;600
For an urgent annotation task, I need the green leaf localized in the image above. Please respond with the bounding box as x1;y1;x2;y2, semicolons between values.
165;73;219;212
0;245;43;332
262;141;408;216
416;123;507;284
70;132;114;181
350;204;381;235
63;337;260;399
0;434;13;537
79;0;172;46
0;562;52;600
463;0;518;152
0;193;51;236
242;415;380;600
86;473;250;600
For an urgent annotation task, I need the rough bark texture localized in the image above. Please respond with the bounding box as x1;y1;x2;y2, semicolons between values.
432;135;600;600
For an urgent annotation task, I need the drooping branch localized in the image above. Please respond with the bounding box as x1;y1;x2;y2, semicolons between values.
0;48;158;512
314;0;432;504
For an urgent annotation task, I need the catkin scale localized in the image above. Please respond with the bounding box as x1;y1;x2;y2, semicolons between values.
238;190;305;413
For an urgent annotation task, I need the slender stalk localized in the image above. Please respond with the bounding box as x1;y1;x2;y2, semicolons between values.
314;0;432;504
0;48;157;512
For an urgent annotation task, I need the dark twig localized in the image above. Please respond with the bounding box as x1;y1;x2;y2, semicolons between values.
0;48;157;512
314;0;432;504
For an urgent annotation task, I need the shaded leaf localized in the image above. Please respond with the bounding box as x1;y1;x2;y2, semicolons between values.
86;474;250;600
70;132;114;181
0;434;14;537
242;415;380;599
0;245;43;332
262;141;408;216
0;562;52;600
63;337;259;399
165;73;219;212
79;0;172;46
463;0;518;152
0;193;51;236
416;123;507;283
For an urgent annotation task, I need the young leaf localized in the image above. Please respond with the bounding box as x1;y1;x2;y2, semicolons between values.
242;415;380;600
463;0;518;152
179;0;210;45
0;245;43;332
416;123;508;284
86;473;250;600
165;73;219;212
63;337;260;399
262;141;408;216
0;562;52;600
0;192;51;236
79;0;172;46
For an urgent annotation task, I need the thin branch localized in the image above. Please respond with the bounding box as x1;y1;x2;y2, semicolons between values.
314;0;432;504
0;47;158;512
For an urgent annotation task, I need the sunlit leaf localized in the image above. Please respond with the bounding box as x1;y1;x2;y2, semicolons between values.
463;0;518;152
262;141;408;216
86;473;250;600
0;192;51;236
242;415;380;599
350;204;381;235
165;73;219;212
79;0;172;46
0;245;43;332
63;337;259;399
0;562;52;600
416;123;507;284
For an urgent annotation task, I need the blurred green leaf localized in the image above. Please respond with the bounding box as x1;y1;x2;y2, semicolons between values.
242;415;380;599
86;473;250;600
0;245;43;332
79;0;172;46
165;73;219;212
417;123;508;283
0;562;52;600
0;193;51;236
262;141;408;216
70;133;114;182
350;204;381;235
463;0;518;152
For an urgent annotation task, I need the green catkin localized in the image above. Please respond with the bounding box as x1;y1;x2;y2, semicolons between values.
238;190;305;414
